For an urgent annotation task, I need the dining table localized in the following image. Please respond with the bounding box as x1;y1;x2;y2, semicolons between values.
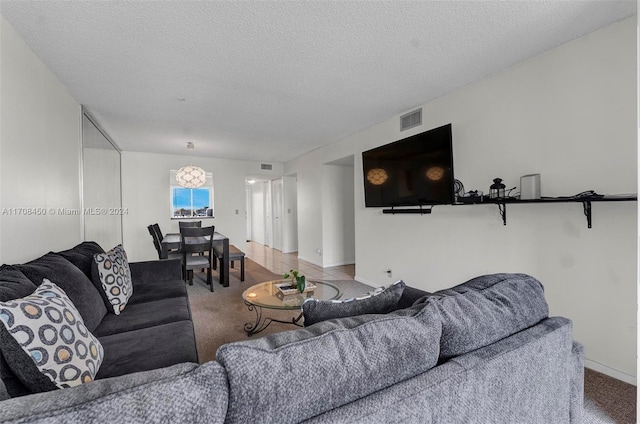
161;231;230;287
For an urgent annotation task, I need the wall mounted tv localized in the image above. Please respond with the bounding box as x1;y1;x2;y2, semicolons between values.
362;123;454;208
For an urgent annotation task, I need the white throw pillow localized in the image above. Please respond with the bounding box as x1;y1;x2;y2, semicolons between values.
0;280;103;391
93;245;133;315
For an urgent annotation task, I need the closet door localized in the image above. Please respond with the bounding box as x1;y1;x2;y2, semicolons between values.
82;112;122;248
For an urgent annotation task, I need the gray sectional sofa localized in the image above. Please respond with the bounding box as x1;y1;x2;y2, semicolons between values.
0;244;584;423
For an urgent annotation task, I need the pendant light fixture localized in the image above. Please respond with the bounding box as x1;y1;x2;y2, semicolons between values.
176;142;207;188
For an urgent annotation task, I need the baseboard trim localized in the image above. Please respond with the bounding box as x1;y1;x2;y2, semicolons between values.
323;260;355;268
354;275;377;287
297;255;322;267
584;359;636;386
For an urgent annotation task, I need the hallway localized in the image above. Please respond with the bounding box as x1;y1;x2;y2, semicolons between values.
244;241;355;281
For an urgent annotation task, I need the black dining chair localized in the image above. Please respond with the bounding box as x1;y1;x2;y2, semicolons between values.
180;225;215;291
148;225;181;260
147;225;162;258
179;221;202;229
152;223;163;240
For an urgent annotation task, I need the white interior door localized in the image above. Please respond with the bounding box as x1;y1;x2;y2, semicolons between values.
265;181;272;247
245;186;252;241
272;179;283;251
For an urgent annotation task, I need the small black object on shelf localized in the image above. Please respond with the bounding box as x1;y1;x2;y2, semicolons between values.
489;178;506;199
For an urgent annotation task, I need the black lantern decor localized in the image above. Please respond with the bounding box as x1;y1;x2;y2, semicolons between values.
489;178;506;199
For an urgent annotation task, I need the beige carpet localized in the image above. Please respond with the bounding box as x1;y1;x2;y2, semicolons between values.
583;368;636;424
186;258;373;363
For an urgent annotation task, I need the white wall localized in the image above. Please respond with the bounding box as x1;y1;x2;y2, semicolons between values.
120;151;282;261
0;17;82;263
287;17;637;382
282;175;298;253
287;138;355;265
321;164;355;267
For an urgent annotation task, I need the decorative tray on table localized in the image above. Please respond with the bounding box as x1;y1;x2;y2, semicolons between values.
276;282;317;296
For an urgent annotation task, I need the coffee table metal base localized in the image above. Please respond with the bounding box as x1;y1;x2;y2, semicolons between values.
244;300;303;336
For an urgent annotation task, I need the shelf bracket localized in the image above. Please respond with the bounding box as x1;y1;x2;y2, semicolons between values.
497;203;507;225
582;201;592;228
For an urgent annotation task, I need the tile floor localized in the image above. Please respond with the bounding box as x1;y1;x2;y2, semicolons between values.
244;241;355;281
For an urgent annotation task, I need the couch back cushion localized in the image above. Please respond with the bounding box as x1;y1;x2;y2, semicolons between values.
217;305;441;424
56;242;105;281
0;265;36;302
15;253;107;331
421;273;549;360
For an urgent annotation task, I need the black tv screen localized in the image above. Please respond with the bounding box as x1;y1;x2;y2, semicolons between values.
362;123;454;207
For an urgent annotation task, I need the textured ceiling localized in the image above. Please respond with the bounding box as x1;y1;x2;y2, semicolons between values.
1;1;636;162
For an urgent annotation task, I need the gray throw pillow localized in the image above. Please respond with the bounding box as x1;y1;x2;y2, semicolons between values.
422;273;549;360
302;280;406;326
217;304;441;424
0;280;103;393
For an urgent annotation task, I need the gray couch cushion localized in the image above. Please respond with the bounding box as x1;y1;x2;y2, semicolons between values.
302;280;406;326
217;305;441;424
0;265;36;302
421;273;549;360
56;242;105;281
92;296;191;337
127;279;187;305
0;362;228;424
15;253;107;332
96;320;198;379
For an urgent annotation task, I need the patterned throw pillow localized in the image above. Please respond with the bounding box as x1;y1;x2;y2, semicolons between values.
302;280;406;326
93;245;133;315
0;280;103;392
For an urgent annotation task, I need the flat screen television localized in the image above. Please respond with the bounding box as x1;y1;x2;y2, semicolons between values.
362;123;454;207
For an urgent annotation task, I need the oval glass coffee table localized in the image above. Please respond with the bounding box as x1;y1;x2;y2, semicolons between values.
242;279;341;336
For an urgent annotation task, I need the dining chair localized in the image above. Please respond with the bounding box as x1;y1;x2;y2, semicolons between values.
147;225;162;258
152;223;163;240
179;221;202;229
180;225;215;291
148;224;181;260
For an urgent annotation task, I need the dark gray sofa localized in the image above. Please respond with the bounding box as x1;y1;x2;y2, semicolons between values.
0;256;583;423
0;241;198;398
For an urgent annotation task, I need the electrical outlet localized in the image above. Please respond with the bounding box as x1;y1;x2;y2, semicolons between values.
386;269;392;278
235;209;239;215
316;248;322;256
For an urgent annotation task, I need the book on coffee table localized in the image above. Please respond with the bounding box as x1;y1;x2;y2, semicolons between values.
276;282;317;296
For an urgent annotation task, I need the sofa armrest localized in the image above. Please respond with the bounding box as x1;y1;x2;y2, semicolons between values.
129;259;182;285
569;341;584;424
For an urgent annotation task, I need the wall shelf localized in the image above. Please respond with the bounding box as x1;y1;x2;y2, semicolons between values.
382;195;637;228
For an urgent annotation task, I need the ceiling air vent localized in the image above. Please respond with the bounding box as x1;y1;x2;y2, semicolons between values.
400;108;422;131
260;163;273;170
